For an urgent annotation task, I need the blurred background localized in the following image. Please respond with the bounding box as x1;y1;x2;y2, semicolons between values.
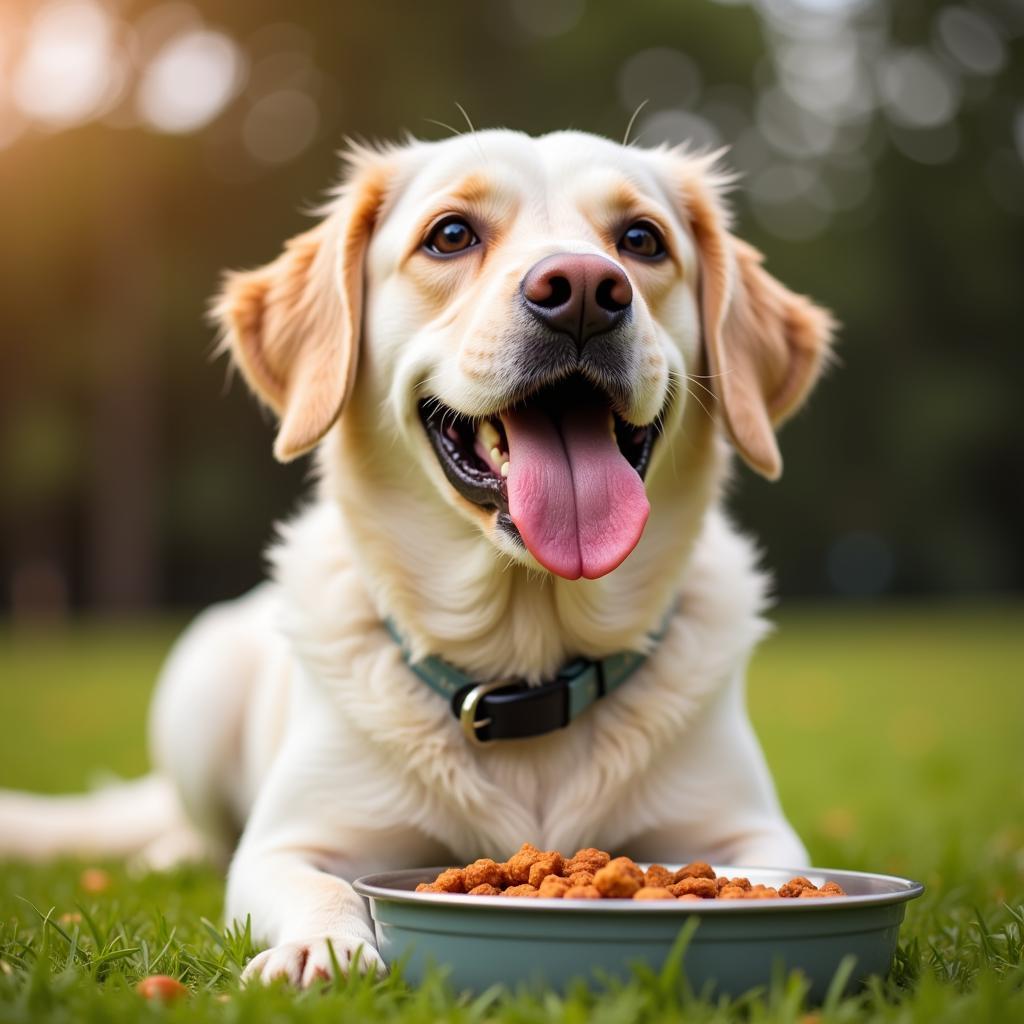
1;0;1022;622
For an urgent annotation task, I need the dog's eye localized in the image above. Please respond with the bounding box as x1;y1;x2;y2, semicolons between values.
618;222;666;260
425;216;480;256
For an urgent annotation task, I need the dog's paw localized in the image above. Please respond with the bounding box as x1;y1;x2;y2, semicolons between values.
242;934;386;987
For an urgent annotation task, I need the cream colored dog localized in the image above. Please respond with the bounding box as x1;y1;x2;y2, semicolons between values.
0;130;834;986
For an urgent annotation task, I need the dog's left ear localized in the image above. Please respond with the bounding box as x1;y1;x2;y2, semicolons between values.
680;160;836;480
213;155;391;462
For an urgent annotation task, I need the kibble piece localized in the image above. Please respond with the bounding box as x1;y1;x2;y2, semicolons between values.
432;868;467;893
675;861;716;881
819;881;846;896
669;877;718;899
566;847;611;875
676;893;701;902
593;857;645;898
468;883;502;896
727;876;752;890
136;975;188;1003
645;864;675;888
633;886;674;900
527;852;565;888
564;884;602;899
505;843;546;884
718;885;748;899
779;876;816;898
503;883;539;897
465;858;509;890
799;887;828;898
538;875;571;898
748;885;780;899
415;882;445;893
568;871;594;887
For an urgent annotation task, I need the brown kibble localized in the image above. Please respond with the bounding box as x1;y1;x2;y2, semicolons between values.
505;843;546;884
779;876;816;898
503;883;539;897
563;885;602;899
432;868;467;893
468;883;502;896
79;868;111;894
718;885;748;899
593;857;644;898
537;875;571;898
669;877;718;899
136;975;188;1003
674;861;715;881
412;846;846;906
645;864;674;888
565;847;610;875
633;886;674;900
464;858;509;890
527;852;565;888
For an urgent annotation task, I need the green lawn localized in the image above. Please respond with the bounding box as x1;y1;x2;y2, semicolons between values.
1;604;1022;1021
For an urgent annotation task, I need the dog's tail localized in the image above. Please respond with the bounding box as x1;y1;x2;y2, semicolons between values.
0;773;198;864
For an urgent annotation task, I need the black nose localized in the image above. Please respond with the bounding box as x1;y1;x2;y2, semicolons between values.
521;253;633;349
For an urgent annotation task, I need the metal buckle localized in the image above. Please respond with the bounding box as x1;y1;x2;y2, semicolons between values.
459;679;516;745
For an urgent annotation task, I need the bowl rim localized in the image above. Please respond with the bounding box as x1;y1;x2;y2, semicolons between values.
353;864;925;914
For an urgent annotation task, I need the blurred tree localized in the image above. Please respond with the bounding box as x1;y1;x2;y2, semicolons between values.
0;0;1021;613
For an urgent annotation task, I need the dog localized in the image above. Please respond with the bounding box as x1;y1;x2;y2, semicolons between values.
0;129;834;986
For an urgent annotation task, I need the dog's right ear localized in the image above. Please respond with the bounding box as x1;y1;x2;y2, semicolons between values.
213;154;392;462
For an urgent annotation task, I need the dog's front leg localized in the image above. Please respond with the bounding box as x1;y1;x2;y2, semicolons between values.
625;668;811;869
228;844;384;986
226;688;423;987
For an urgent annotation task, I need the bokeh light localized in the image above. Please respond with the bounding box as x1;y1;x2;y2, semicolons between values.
11;0;122;127
136;28;244;133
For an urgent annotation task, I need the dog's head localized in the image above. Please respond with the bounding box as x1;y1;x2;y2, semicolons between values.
215;131;833;588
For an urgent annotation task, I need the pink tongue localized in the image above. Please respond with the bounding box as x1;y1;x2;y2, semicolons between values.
501;404;650;580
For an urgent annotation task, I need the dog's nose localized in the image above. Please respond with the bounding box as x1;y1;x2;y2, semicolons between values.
521;253;632;349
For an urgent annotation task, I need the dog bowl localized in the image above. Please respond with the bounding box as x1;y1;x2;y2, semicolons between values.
354;865;923;998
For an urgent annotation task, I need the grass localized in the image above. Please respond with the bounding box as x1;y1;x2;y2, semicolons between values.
1;603;1022;1021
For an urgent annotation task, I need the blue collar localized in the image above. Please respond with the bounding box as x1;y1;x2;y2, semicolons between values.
385;605;675;745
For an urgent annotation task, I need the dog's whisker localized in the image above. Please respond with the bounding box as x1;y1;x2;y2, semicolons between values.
454;102;488;164
685;383;715;425
622;99;649;148
685;374;717;402
424;118;464;139
686;370;733;381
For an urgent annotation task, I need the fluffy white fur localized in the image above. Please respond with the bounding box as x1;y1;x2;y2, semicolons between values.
0;130;833;988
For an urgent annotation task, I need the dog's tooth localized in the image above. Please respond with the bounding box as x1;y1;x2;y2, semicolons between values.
490;446;502;464
500;461;510;477
478;420;500;451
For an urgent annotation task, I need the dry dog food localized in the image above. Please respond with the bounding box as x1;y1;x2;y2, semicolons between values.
415;844;847;901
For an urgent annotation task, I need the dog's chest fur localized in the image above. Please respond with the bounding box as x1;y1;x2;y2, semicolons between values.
269;501;769;861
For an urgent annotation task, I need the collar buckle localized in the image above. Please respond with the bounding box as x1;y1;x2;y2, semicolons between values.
458;678;518;746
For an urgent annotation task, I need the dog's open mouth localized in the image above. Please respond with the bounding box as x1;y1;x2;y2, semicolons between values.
419;376;659;580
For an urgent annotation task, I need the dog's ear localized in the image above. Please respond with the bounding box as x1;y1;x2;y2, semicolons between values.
680;160;836;480
213;156;391;462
